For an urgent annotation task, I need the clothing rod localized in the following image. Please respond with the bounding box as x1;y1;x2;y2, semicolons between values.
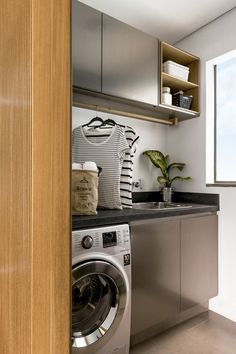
73;101;175;126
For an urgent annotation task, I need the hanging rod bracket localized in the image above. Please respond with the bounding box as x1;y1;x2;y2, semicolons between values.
169;117;179;126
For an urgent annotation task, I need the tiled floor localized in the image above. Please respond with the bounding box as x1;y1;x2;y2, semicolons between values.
130;311;236;354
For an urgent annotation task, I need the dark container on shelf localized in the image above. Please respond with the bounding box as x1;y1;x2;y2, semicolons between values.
172;91;193;110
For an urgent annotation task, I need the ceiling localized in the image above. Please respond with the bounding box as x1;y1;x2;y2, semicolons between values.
79;0;236;43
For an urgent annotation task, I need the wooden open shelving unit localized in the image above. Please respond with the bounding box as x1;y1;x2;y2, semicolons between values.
160;42;200;116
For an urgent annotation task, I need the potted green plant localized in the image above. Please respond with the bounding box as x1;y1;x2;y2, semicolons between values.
143;150;191;202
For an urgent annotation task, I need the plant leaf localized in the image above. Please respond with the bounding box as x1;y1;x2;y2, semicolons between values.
165;155;169;165
170;176;191;185
144;150;190;188
157;176;168;186
143;150;167;173
167;162;185;173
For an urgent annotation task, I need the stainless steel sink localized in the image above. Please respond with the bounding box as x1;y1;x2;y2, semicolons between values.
132;202;192;210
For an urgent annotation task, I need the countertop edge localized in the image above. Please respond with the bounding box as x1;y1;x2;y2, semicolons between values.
72;204;218;230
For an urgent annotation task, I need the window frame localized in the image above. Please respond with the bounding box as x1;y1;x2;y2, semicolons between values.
206;50;236;187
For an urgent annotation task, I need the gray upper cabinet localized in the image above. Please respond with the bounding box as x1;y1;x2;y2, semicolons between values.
72;1;102;92
102;15;159;106
72;3;200;121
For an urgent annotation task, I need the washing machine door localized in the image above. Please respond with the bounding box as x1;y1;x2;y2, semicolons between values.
72;259;127;349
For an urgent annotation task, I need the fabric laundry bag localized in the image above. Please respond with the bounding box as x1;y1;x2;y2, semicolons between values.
72;170;98;215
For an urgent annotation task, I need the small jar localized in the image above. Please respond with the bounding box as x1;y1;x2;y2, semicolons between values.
162;87;172;105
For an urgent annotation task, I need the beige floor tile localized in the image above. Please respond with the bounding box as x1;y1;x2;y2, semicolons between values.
187;318;236;353
130;311;236;354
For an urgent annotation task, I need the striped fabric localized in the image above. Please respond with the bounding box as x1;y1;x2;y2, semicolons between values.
120;127;139;208
80;125;140;208
72;125;129;210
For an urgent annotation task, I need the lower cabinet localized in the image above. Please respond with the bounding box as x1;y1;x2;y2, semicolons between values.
130;213;218;338
181;214;218;311
130;218;181;336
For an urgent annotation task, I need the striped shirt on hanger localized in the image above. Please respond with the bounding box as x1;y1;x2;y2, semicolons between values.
72;125;129;210
83;125;140;208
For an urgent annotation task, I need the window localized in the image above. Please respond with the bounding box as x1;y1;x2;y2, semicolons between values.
206;50;236;185
215;55;236;183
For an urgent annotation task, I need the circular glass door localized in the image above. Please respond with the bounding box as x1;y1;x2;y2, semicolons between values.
72;260;127;348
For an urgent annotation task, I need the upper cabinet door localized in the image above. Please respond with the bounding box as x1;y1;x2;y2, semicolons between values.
72;1;102;92
102;15;159;106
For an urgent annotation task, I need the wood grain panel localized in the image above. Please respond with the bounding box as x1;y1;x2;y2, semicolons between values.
31;0;71;352
0;1;32;353
160;42;200;115
162;72;199;90
162;41;199;65
0;0;71;353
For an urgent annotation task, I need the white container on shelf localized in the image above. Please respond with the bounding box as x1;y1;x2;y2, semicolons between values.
163;60;190;81
162;87;172;105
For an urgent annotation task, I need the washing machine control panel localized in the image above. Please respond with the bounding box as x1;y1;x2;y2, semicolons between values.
72;224;130;256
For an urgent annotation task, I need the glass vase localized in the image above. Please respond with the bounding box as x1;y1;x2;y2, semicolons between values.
162;187;174;203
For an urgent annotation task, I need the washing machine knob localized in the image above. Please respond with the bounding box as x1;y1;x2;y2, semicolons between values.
82;235;94;249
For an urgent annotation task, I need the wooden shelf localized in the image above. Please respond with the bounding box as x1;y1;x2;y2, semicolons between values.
160;42;200;115
162;72;199;92
159;103;199;116
162;41;198;66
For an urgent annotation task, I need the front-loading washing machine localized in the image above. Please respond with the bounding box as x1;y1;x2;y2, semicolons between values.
72;224;131;354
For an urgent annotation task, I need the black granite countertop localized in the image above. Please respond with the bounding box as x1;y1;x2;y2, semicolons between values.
72;192;219;230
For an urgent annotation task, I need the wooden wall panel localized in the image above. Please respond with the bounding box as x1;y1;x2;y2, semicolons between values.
0;1;32;353
31;0;71;352
0;0;71;353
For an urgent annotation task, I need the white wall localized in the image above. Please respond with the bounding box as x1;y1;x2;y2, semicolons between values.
73;106;168;191
167;8;236;321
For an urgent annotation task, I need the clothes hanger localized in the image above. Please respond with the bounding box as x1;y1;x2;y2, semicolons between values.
82;116;104;127
100;110;125;128
82;106;104;128
102;118;116;126
82;107;111;138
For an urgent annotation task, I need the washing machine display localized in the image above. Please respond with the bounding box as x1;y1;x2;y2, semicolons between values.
102;231;117;248
72;224;131;354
